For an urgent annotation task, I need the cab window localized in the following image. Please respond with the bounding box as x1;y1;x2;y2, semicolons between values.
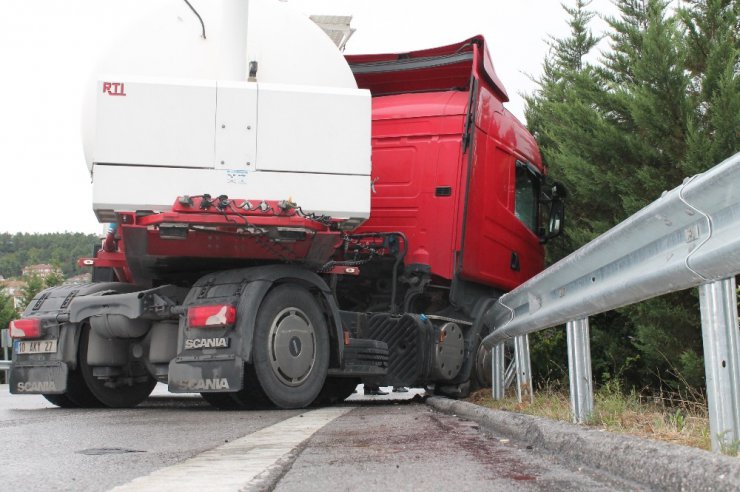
514;161;540;233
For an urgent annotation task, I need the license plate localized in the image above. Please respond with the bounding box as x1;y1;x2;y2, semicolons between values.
13;339;58;354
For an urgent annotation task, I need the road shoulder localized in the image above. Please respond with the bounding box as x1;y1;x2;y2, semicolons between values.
427;396;740;492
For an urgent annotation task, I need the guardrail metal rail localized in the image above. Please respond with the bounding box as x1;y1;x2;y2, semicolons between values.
482;152;740;454
1;328;10;380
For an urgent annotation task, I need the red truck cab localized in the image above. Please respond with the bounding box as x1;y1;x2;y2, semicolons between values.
347;36;548;312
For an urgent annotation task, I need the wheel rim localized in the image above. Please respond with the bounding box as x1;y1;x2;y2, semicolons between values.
268;307;317;387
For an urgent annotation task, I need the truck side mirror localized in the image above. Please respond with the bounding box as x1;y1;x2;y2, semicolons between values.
540;182;566;244
547;199;564;238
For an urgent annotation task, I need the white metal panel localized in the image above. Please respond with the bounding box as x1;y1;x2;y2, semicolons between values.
94;77;216;168
215;82;258;169
92;165;371;221
246;0;358;89
218;0;250;81
256;83;371;175
83;0;359;171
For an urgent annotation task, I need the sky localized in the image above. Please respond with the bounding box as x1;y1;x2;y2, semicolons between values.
0;0;620;234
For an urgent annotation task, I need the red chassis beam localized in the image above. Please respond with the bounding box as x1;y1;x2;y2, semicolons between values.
79;197;347;283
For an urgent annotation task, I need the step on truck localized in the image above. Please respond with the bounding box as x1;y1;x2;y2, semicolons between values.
5;0;564;409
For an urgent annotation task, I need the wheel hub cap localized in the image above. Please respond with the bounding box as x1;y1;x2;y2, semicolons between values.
268;307;316;386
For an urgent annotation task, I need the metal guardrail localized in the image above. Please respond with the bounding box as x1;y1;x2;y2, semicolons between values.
482;152;740;454
1;329;10;380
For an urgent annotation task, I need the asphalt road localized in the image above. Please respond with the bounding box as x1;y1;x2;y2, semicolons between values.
1;384;637;491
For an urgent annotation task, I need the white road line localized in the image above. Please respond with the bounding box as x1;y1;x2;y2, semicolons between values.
110;407;353;492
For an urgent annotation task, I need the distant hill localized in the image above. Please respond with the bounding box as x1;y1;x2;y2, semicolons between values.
0;232;99;278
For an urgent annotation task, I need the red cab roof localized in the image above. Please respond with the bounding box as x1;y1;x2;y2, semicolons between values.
345;35;509;102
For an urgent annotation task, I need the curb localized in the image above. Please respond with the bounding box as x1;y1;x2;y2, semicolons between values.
426;397;740;492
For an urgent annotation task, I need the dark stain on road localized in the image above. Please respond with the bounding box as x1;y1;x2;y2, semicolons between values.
307;403;544;485
427;410;542;482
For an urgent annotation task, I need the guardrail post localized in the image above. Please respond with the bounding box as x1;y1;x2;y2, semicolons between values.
567;318;594;423
491;343;505;400
698;277;740;454
1;328;10;384
504;358;516;389
514;334;533;403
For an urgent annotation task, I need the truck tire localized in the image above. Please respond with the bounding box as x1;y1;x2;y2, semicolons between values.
312;377;359;406
42;394;78;408
78;324;157;408
228;366;276;410
472;340;492;389
470;327;492;390
43;362;105;408
248;284;330;409
201;392;240;410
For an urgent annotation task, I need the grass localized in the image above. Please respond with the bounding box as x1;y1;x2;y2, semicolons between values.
466;380;712;451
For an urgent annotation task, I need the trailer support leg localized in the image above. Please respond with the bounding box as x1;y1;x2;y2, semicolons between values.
699;277;740;454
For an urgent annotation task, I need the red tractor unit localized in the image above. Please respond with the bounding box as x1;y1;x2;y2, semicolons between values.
7;1;563;409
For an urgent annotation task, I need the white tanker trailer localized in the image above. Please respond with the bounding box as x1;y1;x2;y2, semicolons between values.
84;0;371;225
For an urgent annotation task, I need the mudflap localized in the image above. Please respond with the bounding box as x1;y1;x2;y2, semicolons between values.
167;356;244;393
9;363;68;395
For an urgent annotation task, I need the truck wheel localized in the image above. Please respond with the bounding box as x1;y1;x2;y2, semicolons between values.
249;284;330;409
472;341;493;389
201;392;240;410
78;324;157;408
469;324;493;390
227;367;276;410
43;394;78;408
312;377;359;406
44;391;102;408
43;364;105;408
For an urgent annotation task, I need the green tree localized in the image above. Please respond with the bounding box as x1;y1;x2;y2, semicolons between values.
20;275;45;310
0;292;15;384
679;0;739;174
524;0;646;387
0;292;15;330
44;271;65;289
525;0;738;392
0;232;98;278
525;0;613;252
19;272;67;311
552;0;601;72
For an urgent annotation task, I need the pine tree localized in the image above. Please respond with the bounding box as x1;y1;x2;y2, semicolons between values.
552;0;601;72
620;0;737;390
525;1;645;385
599;0;692;216
526;0;614;251
525;0;737;391
602;0;649;86
0;292;15;330
679;0;740;173
20;275;45;310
